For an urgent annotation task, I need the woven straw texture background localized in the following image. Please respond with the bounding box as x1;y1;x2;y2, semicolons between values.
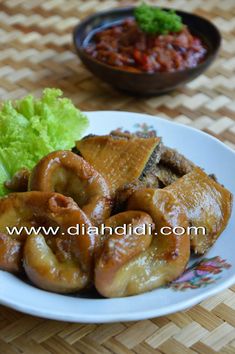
0;0;235;353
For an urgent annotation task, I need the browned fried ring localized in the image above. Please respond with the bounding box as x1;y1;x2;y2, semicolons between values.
0;191;97;293
29;150;112;225
95;210;154;297
24;232;90;294
95;188;190;297
125;188;190;295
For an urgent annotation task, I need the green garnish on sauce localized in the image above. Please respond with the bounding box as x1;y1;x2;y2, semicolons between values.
134;3;183;35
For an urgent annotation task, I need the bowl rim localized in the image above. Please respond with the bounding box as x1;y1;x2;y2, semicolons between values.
73;6;222;77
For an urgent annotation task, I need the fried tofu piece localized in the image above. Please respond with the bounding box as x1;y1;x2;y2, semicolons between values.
76;134;161;194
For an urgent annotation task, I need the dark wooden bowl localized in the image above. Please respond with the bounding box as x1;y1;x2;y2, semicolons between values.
73;7;221;96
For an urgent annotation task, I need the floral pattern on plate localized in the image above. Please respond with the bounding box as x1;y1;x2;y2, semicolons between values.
168;256;232;290
115;123;157;137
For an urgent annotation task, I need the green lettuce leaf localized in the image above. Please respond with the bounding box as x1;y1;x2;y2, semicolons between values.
0;88;89;196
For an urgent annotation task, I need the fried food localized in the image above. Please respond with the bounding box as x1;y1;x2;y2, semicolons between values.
95;210;153;297
0;129;232;298
126;189;190;293
29;150;112;225
149;146;195;188
111;141;195;212
160;145;195;176
0;232;22;272
95;189;190;297
0;192;97;292
4;168;30;193
76;133;161;194
24;233;90;293
113;180;146;213
166;167;233;254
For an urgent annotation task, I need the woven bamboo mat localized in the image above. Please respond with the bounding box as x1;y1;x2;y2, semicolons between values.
0;0;235;353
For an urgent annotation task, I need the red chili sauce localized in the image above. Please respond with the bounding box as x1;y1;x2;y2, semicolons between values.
85;19;207;73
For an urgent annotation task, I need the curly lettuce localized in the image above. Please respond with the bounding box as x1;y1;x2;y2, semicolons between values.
0;88;89;196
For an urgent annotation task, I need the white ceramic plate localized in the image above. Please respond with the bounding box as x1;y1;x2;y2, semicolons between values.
0;111;234;323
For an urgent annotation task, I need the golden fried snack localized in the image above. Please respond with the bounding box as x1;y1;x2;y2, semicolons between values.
95;190;190;297
76;134;161;194
24;233;90;293
0;192;97;292
124;189;190;296
166;167;233;254
95;210;154;297
0;233;21;272
29;150;112;225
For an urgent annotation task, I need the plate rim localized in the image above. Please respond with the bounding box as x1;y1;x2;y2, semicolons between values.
1;273;235;323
